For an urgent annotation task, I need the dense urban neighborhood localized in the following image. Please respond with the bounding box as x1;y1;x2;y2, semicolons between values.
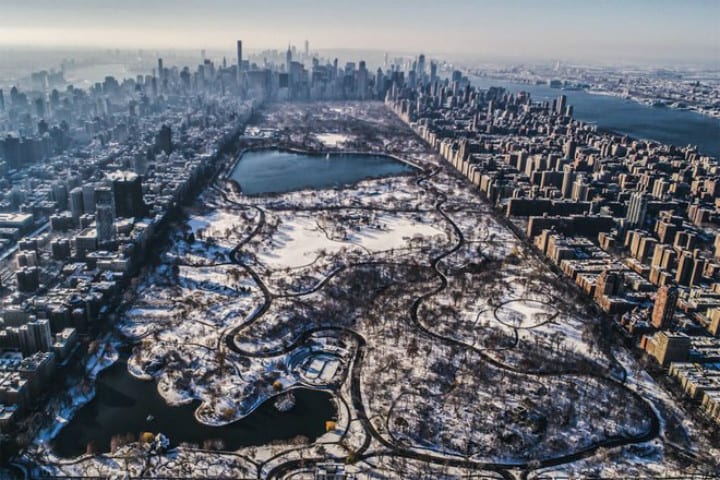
0;36;718;479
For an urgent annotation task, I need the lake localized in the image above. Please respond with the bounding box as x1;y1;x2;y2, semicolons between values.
469;76;720;159
52;355;336;458
230;149;416;195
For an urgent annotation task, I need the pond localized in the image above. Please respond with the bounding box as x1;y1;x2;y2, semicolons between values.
52;355;336;458
230;149;416;195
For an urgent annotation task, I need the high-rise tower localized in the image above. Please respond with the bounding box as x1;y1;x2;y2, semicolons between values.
236;40;243;79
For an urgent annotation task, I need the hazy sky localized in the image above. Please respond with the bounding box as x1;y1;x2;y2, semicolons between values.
0;0;718;63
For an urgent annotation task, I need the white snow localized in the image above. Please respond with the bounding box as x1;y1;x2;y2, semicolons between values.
258;213;443;269
315;133;355;146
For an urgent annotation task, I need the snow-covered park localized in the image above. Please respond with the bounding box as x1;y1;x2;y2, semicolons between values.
23;102;718;479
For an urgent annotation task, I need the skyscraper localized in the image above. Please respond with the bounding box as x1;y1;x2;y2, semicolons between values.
157;58;164;83
358;61;368;100
236;40;243;81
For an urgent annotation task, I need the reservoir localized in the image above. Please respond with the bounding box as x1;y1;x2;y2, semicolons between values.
230;149;416;195
52;356;336;458
469;76;720;159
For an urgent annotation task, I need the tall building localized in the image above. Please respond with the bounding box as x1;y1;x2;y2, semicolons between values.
110;171;147;218
155;125;172;153
82;184;97;215
69;187;84;225
286;45;292;73
95;186;115;243
357;61;368;100
304;39;309;58
652;285;678;329
236;40;243;81
571;176;589;202
96;204;114;244
556;94;567;115
157;57;164;86
595;269;624;300
626;192;648;227
28;318;52;353
650;332;690;367
561;164;575;198
675;250;704;287
675;250;693;286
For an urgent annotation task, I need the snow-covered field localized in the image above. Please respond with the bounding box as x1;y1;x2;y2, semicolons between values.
315;133;355;147
257;213;444;269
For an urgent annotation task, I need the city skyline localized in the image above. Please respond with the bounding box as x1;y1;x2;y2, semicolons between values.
0;0;718;64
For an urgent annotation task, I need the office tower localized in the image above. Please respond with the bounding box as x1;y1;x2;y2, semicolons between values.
286;45;292;72
430;62;437;83
304;39;309;57
236;40;243;80
626;192;648;227
561;164;575;198
111;172;147;218
0;88;4;111
652;285;679;329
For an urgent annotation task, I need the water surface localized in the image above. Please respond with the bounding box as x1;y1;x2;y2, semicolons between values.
470;76;720;158
230;149;416;195
52;356;336;457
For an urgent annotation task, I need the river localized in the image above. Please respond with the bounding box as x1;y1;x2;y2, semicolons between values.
469;76;720;158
